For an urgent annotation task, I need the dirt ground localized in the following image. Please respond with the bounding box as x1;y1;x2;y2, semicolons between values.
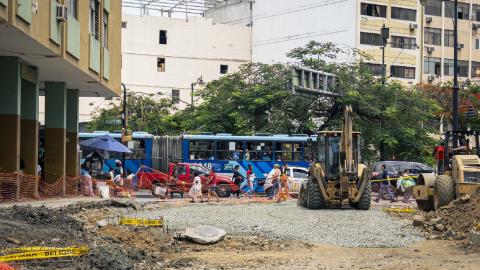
1;198;480;269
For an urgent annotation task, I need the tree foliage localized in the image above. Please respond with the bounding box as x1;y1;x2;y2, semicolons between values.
87;91;182;135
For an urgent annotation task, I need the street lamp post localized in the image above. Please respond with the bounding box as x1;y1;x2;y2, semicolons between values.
191;76;205;105
121;83;127;175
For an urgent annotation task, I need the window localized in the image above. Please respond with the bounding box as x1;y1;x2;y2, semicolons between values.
366;63;383;76
103;11;108;48
473;5;480;21
458;61;468;77
360;3;387;18
125;140;146;159
390;66;415;79
159;30;167;45
304;142;317;162
172;89;180;104
360;32;382;46
217;141;243;161
122;22;127;28
292;169;308;179
177;165;187;175
275;143;302;161
424;28;441;46
476;38;480;50
189;165;209;176
424;57;441;75
391;7;416;22
246;142;272;161
425;0;442;16
391;36;416;50
444;59;454;76
472;62;480;78
411;165;433;174
66;0;77;19
157;58;165;72
220;65;228;74
89;0;100;40
445;1;469;20
188;141;214;160
444;30;454;47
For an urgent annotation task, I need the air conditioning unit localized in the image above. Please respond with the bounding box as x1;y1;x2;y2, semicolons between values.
56;5;68;22
427;46;435;52
426;17;433;23
428;75;435;82
458;43;465;49
410;23;418;30
473;22;480;29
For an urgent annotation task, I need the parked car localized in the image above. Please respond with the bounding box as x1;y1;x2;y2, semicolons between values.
263;166;309;195
371;161;434;185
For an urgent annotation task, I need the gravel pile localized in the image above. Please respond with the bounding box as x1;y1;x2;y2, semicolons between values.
121;201;425;248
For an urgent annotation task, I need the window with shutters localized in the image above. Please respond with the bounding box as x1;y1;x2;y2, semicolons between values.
444;30;454;47
444;59;454;76
360;3;387;18
360;32;383;46
391;36;416;50
472;62;480;78
458;61;468;77
425;0;442;17
473;5;480;21
445;1;469;20
66;0;77;19
424;28;441;46
159;30;167;44
103;11;108;48
391;7;416;22
89;0;100;40
172;90;180;104
365;63;383;76
424;57;441;75
390;66;415;79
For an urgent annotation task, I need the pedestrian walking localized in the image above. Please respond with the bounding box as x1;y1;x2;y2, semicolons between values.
402;169;413;203
232;165;243;199
206;168;220;202
246;164;255;197
434;141;446;175
80;164;94;197
168;162;183;199
373;164;395;203
268;164;281;200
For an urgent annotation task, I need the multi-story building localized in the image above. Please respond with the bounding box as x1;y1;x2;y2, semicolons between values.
0;0;121;184
81;13;251;113
206;0;480;86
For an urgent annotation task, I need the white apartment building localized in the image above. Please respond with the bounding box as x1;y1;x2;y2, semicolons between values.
77;13;252;123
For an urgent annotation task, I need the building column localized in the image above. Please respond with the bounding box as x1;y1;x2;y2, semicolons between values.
44;82;67;188
20;66;40;197
0;57;21;173
66;90;79;194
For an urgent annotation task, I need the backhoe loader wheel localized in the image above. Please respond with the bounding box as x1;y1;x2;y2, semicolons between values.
297;182;307;207
433;175;455;210
307;176;323;210
353;179;372;210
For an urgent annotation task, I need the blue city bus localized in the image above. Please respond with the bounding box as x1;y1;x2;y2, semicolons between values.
78;131;153;174
182;133;318;192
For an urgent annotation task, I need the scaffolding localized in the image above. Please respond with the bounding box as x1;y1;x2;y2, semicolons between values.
122;0;221;17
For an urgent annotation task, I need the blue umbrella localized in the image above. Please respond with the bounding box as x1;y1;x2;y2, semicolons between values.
79;134;132;153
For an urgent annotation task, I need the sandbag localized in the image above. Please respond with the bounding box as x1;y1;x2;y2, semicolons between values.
98;186;110;199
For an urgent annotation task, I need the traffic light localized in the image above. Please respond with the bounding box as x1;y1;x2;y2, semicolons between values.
118;108;128;126
121;128;132;143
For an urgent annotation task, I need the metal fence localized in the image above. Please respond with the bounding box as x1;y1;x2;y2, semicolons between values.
151;136;183;173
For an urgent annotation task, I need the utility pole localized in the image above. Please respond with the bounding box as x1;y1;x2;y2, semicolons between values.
452;0;459;148
121;83;127;175
380;24;389;160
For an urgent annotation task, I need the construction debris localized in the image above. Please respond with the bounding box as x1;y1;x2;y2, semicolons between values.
182;226;226;245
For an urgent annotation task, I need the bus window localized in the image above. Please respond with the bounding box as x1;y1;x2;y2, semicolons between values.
125;140;146;159
304;142;317;162
188;141;215;160
275;143;302;161
246;142;272;161
217;141;243;161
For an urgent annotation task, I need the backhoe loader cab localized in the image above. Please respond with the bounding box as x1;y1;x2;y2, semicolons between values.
316;131;362;180
298;105;374;210
413;130;480;211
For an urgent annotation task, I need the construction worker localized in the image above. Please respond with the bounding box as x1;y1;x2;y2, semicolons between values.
434;141;446;175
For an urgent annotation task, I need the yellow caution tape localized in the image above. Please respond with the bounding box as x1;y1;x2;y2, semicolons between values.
119;219;164;226
371;175;419;183
382;208;415;213
1;247;63;253
0;246;88;262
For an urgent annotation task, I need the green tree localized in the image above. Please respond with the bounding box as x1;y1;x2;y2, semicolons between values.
179;63;318;135
87;91;182;135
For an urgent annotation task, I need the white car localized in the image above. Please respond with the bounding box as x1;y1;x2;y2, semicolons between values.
263;166;309;195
